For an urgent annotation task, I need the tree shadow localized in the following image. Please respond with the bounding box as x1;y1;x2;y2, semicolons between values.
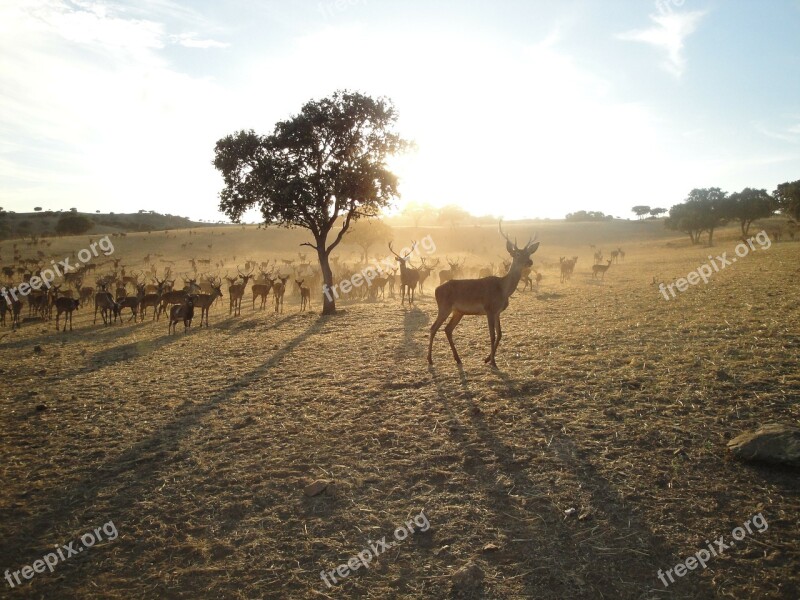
0;316;328;576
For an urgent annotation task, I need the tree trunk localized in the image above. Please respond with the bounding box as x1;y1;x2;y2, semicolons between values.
317;244;336;315
708;228;715;246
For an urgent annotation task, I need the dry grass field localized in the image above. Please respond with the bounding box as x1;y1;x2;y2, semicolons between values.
1;221;798;599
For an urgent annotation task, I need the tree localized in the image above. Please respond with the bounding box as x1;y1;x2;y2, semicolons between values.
34;206;42;212
649;207;667;218
565;210;613;222
774;180;800;222
401;201;434;227
437;204;470;228
728;188;774;235
632;205;651;219
55;212;93;235
347;219;393;262
665;188;728;245
214;91;409;315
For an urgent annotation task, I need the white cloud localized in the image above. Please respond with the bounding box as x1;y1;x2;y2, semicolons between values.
169;32;229;49
618;10;707;77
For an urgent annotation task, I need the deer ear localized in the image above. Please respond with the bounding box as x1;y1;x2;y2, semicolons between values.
527;242;540;254
506;240;515;254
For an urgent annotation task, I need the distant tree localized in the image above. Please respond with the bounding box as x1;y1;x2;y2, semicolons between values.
632;205;651;219
69;207;77;213
55;213;93;236
347;219;393;262
34;206;42;212
214;90;409;315
96;210;101;213
666;188;728;245
728;188;774;235
437;204;470;228
774;180;800;222
402;201;435;227
565;210;613;222
649;207;667;218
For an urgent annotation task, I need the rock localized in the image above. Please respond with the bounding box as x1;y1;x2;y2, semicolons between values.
33;345;43;354
728;424;800;468
451;561;484;593
482;543;499;553
564;507;577;517
304;480;329;497
35;404;47;411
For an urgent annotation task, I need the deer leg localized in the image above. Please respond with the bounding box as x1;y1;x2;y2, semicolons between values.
444;311;464;364
427;309;451;364
485;313;499;368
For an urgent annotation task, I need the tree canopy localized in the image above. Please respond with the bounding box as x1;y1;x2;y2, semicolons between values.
728;188;774;235
632;205;651;219
666;188;728;245
55;212;93;236
213;90;410;314
774;180;800;221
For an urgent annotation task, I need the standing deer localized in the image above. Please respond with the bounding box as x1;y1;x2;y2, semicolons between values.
168;295;196;334
94;289;120;325
54;297;80;331
428;224;539;368
227;268;254;316
417;258;439;295
251;271;273;310
119;283;146;322
389;242;420;305
592;259;612;279
194;280;223;327
295;279;311;312
140;277;167;320
610;249;620;264
593;250;603;265
272;275;289;313
438;258;463;285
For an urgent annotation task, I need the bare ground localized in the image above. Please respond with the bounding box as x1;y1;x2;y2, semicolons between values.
1;235;798;599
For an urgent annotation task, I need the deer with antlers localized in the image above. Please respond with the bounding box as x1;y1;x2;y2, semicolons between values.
227;268;254;316
428;224;539;368
194;279;223;327
417;258;439;295
438;257;463;285
140;277;167;320
389;242;421;305
295;279;311;312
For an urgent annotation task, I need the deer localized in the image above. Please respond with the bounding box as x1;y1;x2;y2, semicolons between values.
389;241;420;305
417;258;439;295
119;283;146;322
560;256;578;283
593;250;603;265
227;268;254;316
194;280;223;327
168;295;196;334
438;258;463;285
157;286;188;321
252;270;273;310
428;223;539;369
140;277;167;320
592;259;612;280
618;248;625;262
54;297;81;331
610;249;620;264
94;288;120;325
478;263;494;278
295;279;311;311
272;275;289;313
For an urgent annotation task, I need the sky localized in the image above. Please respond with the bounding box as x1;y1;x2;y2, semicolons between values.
1;0;799;222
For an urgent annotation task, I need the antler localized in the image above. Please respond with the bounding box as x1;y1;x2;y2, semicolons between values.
498;220;518;250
